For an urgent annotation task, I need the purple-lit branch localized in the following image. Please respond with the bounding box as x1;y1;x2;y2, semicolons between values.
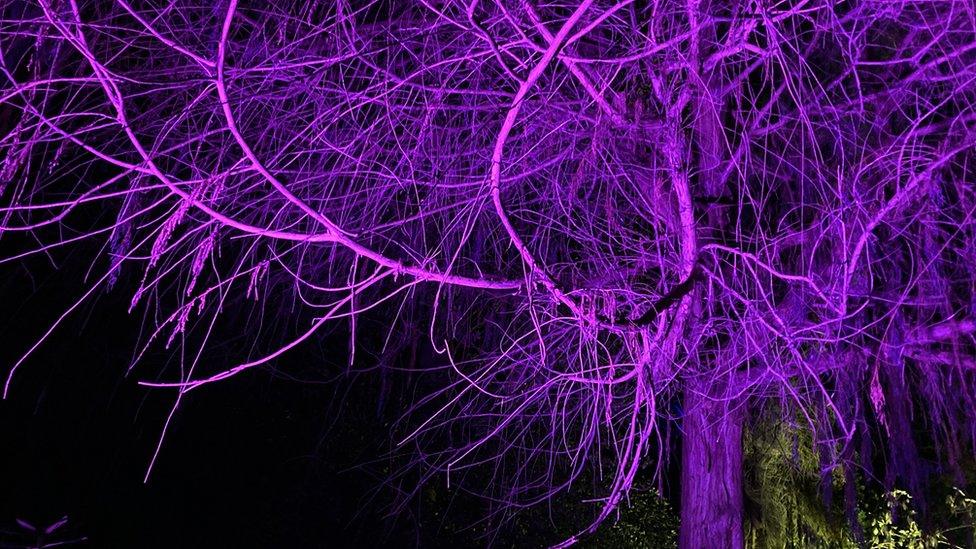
2;0;974;545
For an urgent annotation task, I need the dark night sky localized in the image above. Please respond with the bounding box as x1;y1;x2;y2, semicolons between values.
0;240;424;548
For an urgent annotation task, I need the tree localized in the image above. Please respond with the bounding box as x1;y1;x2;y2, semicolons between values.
1;0;974;546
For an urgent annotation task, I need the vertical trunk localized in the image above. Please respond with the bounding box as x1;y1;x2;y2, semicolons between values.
679;384;745;549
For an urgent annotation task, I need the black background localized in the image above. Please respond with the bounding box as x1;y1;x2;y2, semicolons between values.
0;239;423;548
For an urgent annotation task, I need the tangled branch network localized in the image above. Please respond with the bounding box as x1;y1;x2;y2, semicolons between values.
1;0;975;543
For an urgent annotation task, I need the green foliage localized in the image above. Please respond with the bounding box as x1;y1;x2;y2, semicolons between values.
412;412;973;548
947;487;976;525
581;491;678;549
743;422;850;548
860;489;947;548
743;416;976;549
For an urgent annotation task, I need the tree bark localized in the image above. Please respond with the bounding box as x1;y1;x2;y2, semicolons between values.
679;383;745;549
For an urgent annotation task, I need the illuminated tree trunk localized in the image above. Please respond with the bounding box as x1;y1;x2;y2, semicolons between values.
679;384;745;549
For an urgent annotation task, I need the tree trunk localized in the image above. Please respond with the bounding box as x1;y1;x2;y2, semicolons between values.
679;383;745;549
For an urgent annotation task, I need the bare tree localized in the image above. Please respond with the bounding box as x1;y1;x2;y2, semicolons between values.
2;1;974;545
